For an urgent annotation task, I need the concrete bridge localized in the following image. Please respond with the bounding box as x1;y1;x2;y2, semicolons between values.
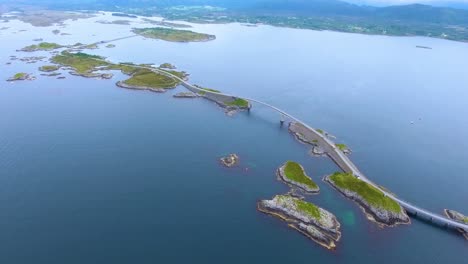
89;36;467;232
150;67;468;232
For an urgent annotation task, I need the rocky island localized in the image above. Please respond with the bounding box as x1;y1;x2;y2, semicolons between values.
220;154;239;167
39;65;60;72
20;42;63;52
277;161;319;194
444;209;468;239
258;195;341;250
50;51;186;89
325;172;410;227
7;72;34;81
132;27;216;42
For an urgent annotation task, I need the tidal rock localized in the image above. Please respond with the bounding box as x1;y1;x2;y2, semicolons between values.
220;154;239;168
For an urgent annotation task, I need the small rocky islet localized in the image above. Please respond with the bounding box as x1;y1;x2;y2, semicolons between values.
444;209;468;239
7;72;35;81
258;195;341;250
220;153;239;168
277;161;319;194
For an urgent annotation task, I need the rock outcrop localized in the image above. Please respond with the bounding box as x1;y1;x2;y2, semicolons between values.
220;154;239;168
444;209;468;240
258;195;341;250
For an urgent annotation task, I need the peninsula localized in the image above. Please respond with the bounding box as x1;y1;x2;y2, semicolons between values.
258;195;341;250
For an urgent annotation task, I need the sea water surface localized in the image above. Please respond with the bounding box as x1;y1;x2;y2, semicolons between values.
0;12;467;264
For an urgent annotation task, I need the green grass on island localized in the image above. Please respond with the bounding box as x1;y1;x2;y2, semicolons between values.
316;129;324;134
226;98;249;108
50;51;185;88
51;52;108;73
335;143;348;151
283;161;318;190
39;65;59;72
295;198;321;220
276;195;321;220
122;69;179;89
10;72;28;80
132;27;215;42
329;172;402;213
21;42;62;51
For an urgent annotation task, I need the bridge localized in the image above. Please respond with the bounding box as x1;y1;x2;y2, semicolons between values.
149;67;468;232
88;37;468;232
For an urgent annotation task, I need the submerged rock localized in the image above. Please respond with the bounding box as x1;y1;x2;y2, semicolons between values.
444;209;468;240
220;154;239;168
258;195;341;250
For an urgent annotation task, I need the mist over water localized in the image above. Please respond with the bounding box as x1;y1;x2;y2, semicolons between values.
0;12;467;264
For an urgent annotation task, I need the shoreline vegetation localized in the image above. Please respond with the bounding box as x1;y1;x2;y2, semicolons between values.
50;51;187;90
444;209;468;239
277;161;319;194
325;172;410;227
258;195;341;250
132;27;216;42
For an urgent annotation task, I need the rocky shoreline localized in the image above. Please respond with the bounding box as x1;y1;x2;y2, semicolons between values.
288;122;327;157
116;81;172;92
173;92;198;98
277;162;319;194
324;174;410;227
444;209;468;239
258;195;341;250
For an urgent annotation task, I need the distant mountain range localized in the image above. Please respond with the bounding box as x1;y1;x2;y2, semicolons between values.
3;0;468;41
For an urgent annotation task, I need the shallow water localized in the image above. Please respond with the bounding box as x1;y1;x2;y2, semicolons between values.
0;12;467;263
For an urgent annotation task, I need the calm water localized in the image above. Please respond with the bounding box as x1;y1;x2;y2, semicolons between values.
0;12;467;263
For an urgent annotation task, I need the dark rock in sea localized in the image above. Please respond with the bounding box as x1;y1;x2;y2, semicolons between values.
220;153;239;168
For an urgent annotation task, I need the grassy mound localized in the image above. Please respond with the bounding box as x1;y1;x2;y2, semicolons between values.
283;161;318;190
329;172;401;213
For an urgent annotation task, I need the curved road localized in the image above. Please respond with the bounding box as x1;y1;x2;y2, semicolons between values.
90;37;468;232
